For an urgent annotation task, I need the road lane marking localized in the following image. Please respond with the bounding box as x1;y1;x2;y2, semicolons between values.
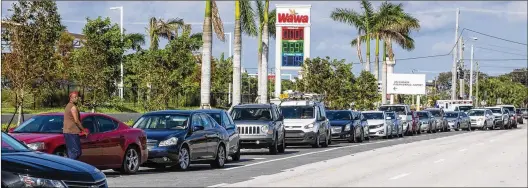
251;158;266;160
389;173;410;180
434;159;445;163
459;148;467;152
208;183;229;187
223;132;463;171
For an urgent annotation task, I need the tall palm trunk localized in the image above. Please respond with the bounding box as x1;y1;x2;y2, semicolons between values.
374;34;380;80
381;41;388;104
365;32;371;72
201;0;213;108
356;35;364;67
257;29;262;103
260;0;269;104
232;1;242;106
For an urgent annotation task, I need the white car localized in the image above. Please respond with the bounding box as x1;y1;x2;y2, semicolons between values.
363;111;394;139
467;109;494;130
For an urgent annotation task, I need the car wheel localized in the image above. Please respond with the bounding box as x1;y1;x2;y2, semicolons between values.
53;147;68;158
347;131;355;143
322;131;329;147
211;144;226;168
174;146;190;170
357;129;364;143
455;123;460;131
231;142;241;161
278;132;286;153
328;130;333;145
312;132;321;148
119;146;140;174
269;135;279;154
365;128;370;141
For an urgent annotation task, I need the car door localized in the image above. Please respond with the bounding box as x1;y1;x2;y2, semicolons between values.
94;115;122;166
187;114;208;159
273;105;285;140
78;116;102;166
200;114;218;158
222;111;238;154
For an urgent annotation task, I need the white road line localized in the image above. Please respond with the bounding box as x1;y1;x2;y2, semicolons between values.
459;148;468;152
434;159;445;163
389;173;410;180
251;158;266;160
223;133;445;171
207;183;229;187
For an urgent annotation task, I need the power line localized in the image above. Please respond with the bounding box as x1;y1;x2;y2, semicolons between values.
460;58;528;61
474;46;528;57
395;28;468;61
477;42;528;53
464;28;528;46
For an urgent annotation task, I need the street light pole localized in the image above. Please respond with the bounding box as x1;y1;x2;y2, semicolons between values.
469;44;474;101
476;61;479;107
225;32;232;57
451;8;460;100
110;6;124;99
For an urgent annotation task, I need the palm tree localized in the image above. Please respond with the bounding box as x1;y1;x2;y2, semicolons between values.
145;17;185;50
233;0;258;106
124;33;145;52
201;0;225;108
255;0;276;103
330;0;374;73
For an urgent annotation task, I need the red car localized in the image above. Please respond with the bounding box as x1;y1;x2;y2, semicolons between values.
8;112;148;174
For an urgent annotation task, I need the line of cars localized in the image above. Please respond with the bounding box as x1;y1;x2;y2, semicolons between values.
2;97;526;187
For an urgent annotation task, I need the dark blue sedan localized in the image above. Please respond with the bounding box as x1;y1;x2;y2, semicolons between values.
196;109;241;161
132;110;231;170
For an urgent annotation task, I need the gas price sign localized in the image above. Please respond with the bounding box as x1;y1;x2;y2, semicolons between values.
281;27;304;67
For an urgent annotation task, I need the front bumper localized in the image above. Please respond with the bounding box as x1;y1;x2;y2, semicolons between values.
144;145;180;165
369;127;387;137
239;135;274;149
285;130;317;144
330;126;352;139
470;119;485;127
420;123;431;131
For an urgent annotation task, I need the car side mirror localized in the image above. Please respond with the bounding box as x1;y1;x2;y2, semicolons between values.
193;125;204;132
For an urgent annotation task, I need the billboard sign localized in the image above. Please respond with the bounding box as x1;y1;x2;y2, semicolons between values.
387;73;426;95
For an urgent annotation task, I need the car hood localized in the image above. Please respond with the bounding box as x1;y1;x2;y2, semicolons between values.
2;151;104;182
233;120;271;126
492;113;502;117
143;129;187;141
329;120;352;127
10;133;63;144
283;119;314;127
367;119;384;125
469;116;483;120
446;118;458;121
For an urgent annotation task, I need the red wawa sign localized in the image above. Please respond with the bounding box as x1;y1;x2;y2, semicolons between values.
277;9;309;23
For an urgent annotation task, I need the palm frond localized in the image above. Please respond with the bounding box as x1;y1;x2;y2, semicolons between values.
268;8;277;38
211;0;225;42
350;34;369;47
330;8;365;32
240;0;258;37
256;0;264;23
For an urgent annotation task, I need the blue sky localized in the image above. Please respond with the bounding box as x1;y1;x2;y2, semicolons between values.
2;1;527;80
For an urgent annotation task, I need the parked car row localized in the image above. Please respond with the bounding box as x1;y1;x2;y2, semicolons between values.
2;97;525;187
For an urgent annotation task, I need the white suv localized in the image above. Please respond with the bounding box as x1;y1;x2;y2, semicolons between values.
279;100;331;148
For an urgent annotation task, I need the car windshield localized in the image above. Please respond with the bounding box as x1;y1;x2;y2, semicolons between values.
427;110;442;117
12;115;64;133
133;114;189;130
521;109;528;113
457;106;473;112
417;112;429;120
444;113;458;118
206;113;222;125
467;110;485;116
378;106;406;115
326;111;352;120
231;108;273;121
2;132;31;153
488;108;502;114
362;113;384;120
502;107;515;114
280;106;314;119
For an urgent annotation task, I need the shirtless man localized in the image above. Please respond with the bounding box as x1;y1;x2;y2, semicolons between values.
62;91;86;160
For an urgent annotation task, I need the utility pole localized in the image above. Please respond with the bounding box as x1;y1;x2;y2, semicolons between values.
476;61;479;107
451;8;460;100
459;36;465;99
469;44;474;101
110;6;124;99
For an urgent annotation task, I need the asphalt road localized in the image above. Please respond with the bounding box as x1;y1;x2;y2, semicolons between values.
105;123;527;187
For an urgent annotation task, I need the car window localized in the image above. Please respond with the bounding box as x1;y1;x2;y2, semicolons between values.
12;115;64;133
191;114;202;127
96;116;118;133
82;116;97;133
231;108;273;121
320;105;327;118
200;114;213;129
221;112;233;128
207;113;223;126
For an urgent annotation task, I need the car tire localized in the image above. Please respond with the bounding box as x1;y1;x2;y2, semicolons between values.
278;132;286;153
365;128;370;141
312;132;321;148
269;136;279;155
118;146;140;174
322;131;330;147
211;144;226;168
173;146;191;170
53;147;68;157
231;142;241;161
357;129;364;143
328;130;333;145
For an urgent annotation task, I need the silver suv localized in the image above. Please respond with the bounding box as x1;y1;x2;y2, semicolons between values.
485;107;510;130
229;104;286;154
279;100;331;148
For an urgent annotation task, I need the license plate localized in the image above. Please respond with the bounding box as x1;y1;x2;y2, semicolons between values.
332;128;341;133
